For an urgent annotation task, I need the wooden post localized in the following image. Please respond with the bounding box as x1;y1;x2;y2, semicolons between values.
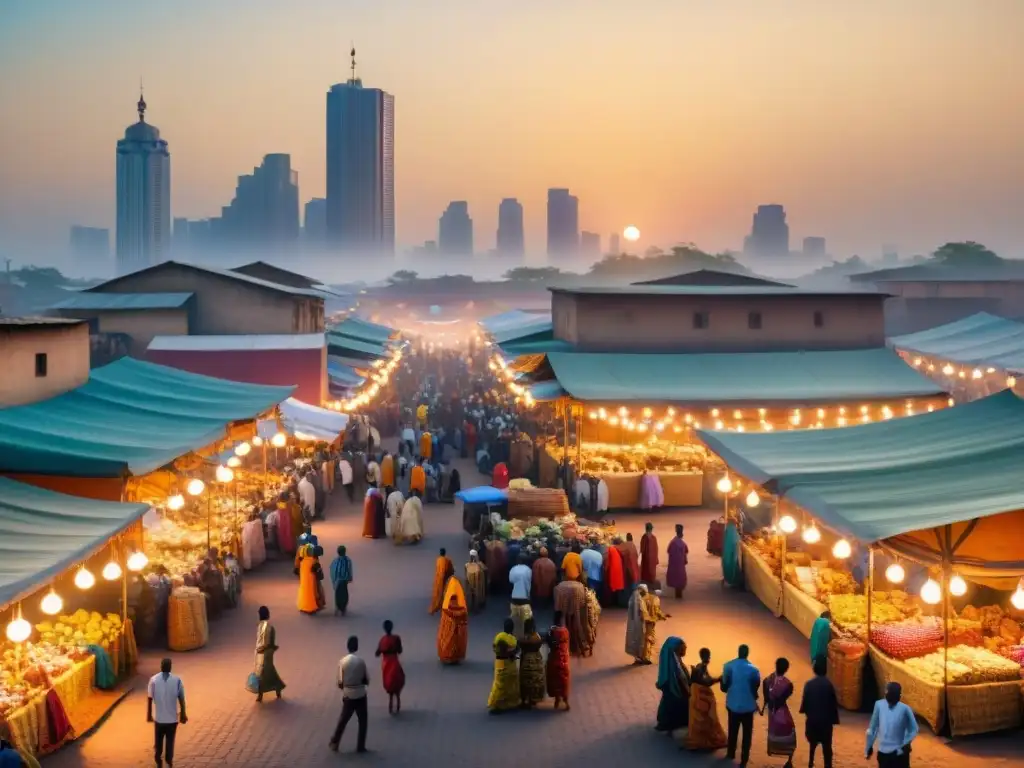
866;547;874;650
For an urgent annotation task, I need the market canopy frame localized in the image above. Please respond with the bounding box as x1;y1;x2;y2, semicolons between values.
889;312;1024;374
330;317;396;344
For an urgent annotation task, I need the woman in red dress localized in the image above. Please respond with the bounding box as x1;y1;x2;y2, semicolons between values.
375;619;406;714
545;611;572;711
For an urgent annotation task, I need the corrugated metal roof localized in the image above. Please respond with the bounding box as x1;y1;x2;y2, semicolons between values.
549;285;887;297
148;333;325;352
50;292;194;311
0;316;84;327
88;261;327;299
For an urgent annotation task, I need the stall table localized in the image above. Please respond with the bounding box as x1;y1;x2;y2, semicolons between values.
741;544;783;617
782;581;826;640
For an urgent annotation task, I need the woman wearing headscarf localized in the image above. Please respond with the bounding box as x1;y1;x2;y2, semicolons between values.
362;487;384;539
687;647;728;751
375;619;406;715
248;606;285;702
642;588;670;663
464;549;487;611
518;617;546;708
487;618;520;713
545;611;571;710
656;636;691;736
398;492;424;544
625;584;649;664
410;459;427;497
763;657;797;768
386;489;405;541
380;451;395;495
276;495;295;556
296;544;324;615
330;545;353;616
437;577;469;664
446;467;462;502
553;579;591;657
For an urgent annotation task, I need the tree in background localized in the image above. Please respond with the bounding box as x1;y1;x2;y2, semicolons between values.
588;244;748;282
930;241;1002;267
387;269;420;284
502;266;566;282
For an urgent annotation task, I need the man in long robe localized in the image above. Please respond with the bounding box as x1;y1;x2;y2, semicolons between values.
666;524;689;599
642;588;669;662
625;584;649;663
531;547;557;604
640;522;659;585
553;580;591;657
429;548;455;614
465;550;487;612
437;578;468;664
616;534;641;606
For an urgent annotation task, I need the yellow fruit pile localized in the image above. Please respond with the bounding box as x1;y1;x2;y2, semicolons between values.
904;645;1022;685
35;610;122;648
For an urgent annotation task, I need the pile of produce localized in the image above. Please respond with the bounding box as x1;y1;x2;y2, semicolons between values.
959;604;1023;652
829;593;917;635
783;553;857;601
746;534;783;574
35;610;123;648
561;440;715;474
492;513;617;552
996;645;1024;665
904;645;1023;685
871;617;943;660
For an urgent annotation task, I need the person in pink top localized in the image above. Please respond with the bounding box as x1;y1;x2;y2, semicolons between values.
666;524;689;599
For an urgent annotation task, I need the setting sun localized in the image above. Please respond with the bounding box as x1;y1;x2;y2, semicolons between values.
623;225;641;242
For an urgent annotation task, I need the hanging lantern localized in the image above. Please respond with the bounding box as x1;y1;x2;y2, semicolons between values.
227;456;241;468
1011;581;1024;610
74;567;96;590
745;490;760;507
216;465;234;483
252;435;263;447
5;616;31;644
920;578;942;605
271;432;287;448
40;589;63;616
127;551;149;572
885;563;905;584
715;475;733;494
778;515;797;534
234;442;252;457
942;364;954;375
167;494;185;511
802;525;822;544
187;478;206;496
949;574;967;597
102;560;122;581
832;539;852;559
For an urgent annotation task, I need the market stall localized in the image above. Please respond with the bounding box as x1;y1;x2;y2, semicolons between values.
698;390;1024;736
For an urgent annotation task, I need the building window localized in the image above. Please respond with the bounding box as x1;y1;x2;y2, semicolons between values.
693;311;709;330
35;352;48;378
748;312;762;330
813;310;825;328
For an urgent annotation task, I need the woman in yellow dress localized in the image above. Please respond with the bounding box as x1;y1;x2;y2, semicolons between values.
437;577;469;664
487;618;521;713
297;544;324;614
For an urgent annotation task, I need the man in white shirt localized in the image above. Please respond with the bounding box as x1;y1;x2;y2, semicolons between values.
338;456;354;501
297;471;316;519
147;658;186;768
865;682;918;767
400;423;416;456
330;635;369;754
508;557;533;640
581;545;604;592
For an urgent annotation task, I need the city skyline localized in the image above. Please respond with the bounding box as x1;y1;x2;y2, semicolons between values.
2;1;1023;262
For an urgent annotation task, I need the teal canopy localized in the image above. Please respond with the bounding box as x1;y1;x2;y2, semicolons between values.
479;310;551;336
890;312;1024;373
491;318;554;345
326;330;388;359
499;338;574;358
696;390;1024;543
331;317;394;344
537;348;944;404
0;477;150;609
0;358;293;477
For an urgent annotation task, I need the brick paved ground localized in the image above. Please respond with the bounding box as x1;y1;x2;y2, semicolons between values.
47;457;1024;768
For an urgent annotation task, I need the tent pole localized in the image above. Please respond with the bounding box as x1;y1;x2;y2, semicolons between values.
941;526;952;729
866;547;874;652
206;493;212;551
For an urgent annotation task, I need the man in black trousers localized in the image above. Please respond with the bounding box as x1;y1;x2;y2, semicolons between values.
330;635;369;754
800;656;840;768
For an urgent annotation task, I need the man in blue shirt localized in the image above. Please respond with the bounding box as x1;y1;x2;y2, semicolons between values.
581;545;604;592
721;644;761;767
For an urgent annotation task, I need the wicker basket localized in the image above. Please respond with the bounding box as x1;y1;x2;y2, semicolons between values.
167;588;209;652
507;487;569;520
827;643;866;711
946;680;1024;737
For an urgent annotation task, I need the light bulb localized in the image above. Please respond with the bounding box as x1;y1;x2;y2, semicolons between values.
187;478;205;496
779;515;797;534
102;561;122;581
251;435;263;447
832;539;852;559
227;456;241;468
1011;585;1024;611
716;476;733;494
885;563;905;584
6;617;31;643
40;589;63;615
167;494;185;511
802;525;822;544
949;574;967;597
127;551;149;572
920;578;942;605
745;491;760;507
234;442;252;457
942;364;954;375
271;432;287;448
75;567;95;590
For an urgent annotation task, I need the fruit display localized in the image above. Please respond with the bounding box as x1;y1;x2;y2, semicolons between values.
871;617;943;660
493;513;618;551
996;645;1024;665
747;535;783;574
35;610;123;648
829;593;918;634
904;645;1023;685
784;557;857;601
553;439;716;474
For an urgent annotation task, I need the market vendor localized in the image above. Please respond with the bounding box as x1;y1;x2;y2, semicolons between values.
561;542;585;584
198;550;228;619
810;611;832;665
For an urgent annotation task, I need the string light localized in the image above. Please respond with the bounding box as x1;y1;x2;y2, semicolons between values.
949;574;967;597
885;563;905;584
779;515;798;534
716;475;733;494
271;432;287;448
187;478;205;496
227;456;241;468
252;435;263;447
40;589;63;616
802;525;821;544
167;494;185;510
920;578;942;605
127;551;149;572
215;465;234;483
5;608;31;643
234;442;252;457
74;566;95;590
745;490;760;507
102;560;122;581
832;539;852;559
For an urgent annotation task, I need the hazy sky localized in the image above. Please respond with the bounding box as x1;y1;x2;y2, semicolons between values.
1;0;1023;263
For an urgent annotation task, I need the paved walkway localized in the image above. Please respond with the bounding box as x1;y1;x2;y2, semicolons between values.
48;458;1023;767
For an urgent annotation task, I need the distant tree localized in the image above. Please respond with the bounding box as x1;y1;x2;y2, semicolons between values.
930;241;1002;267
799;255;871;281
387;269;419;284
502;266;564;282
643;245;665;259
12;266;67;289
588;243;748;282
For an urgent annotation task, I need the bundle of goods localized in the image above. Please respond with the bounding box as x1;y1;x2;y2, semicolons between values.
167;587;210;652
829;592;920;637
145;511;235;581
747;535;783;574
783;553;857;601
0;642;87;719
564;440;712;475
904;645;1023;684
492;512;618;552
870;617;943;660
507;487;569;520
35;611;123;648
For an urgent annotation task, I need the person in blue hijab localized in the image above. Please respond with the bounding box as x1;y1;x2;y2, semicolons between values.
655;636;691;732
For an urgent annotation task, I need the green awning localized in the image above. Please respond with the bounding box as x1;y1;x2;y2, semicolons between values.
539;348;944;404
326;331;388;359
696;390;1024;544
890;312;1024;372
332;317;394;344
0;477;150;609
0;358;293;477
498;338;574;358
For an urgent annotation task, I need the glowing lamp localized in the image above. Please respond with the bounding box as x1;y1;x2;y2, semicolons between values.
187;478;206;496
252;435;263;447
802;525;822;545
127;551;149;572
6;617;31;644
1011;583;1024;611
1008;377;1017;388
167;494;185;511
779;515;798;534
271;432;287;448
102;561;122;581
920;578;942;605
715;476;733;494
711;408;720;417
40;589;63;615
618;406;628;417
714;419;724;430
971;369;982;380
942;364;954;375
949;574;967;597
642;407;653;418
234;442;252;457
75;567;95;590
832;539;852;559
227;456;241;468
745;491;760;507
885;563;905;584
588;411;598;420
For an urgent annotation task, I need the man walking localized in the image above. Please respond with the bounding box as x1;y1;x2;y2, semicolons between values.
147;658;187;768
330;635;369;754
721;644;760;767
800;656;839;768
866;682;918;768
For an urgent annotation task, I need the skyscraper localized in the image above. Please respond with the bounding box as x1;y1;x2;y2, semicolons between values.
580;231;601;258
438;201;473;255
547;188;578;258
496;198;524;256
743;204;789;260
609;232;621;256
116;92;170;275
219;154;300;247
326;49;395;254
802;236;826;258
304;198;328;242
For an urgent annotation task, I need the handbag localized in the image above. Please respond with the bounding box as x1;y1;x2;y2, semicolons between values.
245;672;260;694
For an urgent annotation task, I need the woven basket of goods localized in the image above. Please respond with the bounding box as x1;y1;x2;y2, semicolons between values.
828;640;867;710
167;588;209;652
507;487;569;520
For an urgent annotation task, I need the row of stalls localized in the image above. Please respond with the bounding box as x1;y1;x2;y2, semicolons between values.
325;316;403;412
697;390;1024;737
0;357;353;758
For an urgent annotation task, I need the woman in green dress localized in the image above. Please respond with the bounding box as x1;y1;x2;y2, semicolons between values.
249;606;286;702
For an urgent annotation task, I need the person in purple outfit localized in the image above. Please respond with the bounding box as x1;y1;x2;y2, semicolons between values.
666;524;689;599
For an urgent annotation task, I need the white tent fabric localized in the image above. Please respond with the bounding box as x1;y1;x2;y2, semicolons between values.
258;398;350;442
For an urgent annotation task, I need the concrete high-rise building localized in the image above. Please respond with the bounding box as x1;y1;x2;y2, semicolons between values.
802;236;826;258
547;188;579;258
438;201;473;255
69;226;110;270
304;198;328;242
580;231;601;258
496;198;524;256
609;232;621;256
116;92;170;275
219;153;300;247
743;204;789;260
326;49;395;254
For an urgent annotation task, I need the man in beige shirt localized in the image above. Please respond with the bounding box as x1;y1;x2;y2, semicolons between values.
329;636;369;754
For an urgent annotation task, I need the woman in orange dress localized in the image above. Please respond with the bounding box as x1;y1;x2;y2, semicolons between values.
546;610;571;710
296;546;323;614
437;578;469;664
410;460;427;497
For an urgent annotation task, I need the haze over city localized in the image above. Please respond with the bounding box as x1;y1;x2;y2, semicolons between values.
1;0;1023;280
